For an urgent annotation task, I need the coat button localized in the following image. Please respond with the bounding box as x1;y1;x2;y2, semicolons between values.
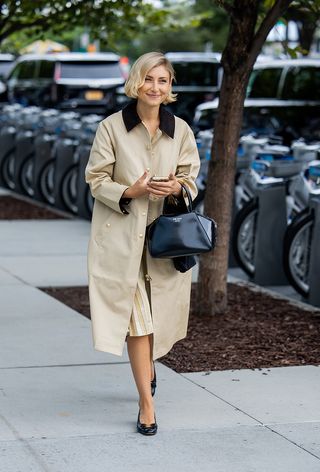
106;223;111;227
139;233;143;238
142;212;146;216
146;167;150;171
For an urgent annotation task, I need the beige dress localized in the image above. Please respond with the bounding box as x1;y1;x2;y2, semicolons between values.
127;243;154;337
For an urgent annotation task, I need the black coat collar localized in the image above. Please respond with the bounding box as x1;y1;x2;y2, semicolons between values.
122;100;175;139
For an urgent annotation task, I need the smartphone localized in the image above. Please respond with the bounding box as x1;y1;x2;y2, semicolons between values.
150;175;169;182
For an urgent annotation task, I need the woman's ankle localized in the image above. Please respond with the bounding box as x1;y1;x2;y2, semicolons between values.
139;397;154;409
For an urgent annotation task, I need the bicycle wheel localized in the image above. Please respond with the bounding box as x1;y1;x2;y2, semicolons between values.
61;165;78;214
283;212;313;297
39;159;55;204
19;155;34;197
1;150;15;189
232;199;258;277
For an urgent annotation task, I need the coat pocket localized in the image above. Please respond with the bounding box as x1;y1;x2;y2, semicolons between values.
94;209;119;246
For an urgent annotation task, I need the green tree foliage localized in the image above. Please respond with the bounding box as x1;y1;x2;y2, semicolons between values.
285;1;320;54
0;0;166;48
192;0;229;51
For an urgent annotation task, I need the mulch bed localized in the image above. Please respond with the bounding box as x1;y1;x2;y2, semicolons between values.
41;283;320;373
0;195;71;219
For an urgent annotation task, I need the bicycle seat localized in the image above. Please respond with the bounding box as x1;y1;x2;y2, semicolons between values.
267;160;305;178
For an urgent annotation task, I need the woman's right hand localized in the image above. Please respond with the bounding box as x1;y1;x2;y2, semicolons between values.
122;170;150;199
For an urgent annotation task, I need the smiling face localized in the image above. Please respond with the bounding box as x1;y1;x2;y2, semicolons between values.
137;65;172;108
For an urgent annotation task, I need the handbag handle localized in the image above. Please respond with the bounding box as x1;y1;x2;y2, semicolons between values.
180;183;193;212
162;182;193;215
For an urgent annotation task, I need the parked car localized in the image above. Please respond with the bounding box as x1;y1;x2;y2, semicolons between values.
0;53;15;101
193;58;320;143
164;52;222;123
6;52;126;115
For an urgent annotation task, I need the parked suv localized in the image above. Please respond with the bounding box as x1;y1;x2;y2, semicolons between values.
6;52;126;115
193;58;320;143
164;52;222;124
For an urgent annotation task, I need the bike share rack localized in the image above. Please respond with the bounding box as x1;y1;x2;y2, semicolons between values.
13;107;42;196
76;144;92;220
229;150;254;267
32;110;60;203
253;180;289;285
75;117;100;219
0;105;22;189
308;197;320;307
52;113;81;211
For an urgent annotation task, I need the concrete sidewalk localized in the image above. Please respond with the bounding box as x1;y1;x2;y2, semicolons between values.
0;205;320;471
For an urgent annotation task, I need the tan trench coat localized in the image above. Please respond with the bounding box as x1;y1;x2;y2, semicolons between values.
85;101;200;360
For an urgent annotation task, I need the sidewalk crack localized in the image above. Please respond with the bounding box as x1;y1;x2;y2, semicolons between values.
0;361;130;370
0;413;51;472
180;373;320;461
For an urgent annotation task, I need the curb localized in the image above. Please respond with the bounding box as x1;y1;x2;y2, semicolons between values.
0;188;76;220
227;274;320;315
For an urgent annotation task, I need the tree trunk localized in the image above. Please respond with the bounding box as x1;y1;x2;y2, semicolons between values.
286;7;318;55
297;17;317;54
197;0;293;314
197;70;249;314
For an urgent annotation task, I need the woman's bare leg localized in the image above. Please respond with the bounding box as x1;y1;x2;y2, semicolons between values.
148;333;155;380
127;333;155;424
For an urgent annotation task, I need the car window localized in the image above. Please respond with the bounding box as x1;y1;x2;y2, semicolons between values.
195;106;280;134
282;66;320;100
172;62;220;86
59;61;123;79
0;61;14;80
38;61;55;79
195;108;216;130
246;67;283;98
15;61;36;79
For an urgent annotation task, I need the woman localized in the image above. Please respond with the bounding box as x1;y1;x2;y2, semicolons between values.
85;52;200;436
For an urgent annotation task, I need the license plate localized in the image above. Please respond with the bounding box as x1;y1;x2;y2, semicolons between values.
85;90;103;100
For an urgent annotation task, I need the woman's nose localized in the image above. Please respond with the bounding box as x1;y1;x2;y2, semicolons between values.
150;81;159;91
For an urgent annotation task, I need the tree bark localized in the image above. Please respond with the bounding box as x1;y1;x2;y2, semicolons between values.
197;69;249;314
197;0;293;314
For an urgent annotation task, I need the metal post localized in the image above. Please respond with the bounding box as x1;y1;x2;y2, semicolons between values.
76;144;92;220
253;183;288;285
53;138;77;211
228;194;239;268
308;198;320;307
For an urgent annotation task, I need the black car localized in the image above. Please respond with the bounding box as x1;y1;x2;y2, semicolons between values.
193;58;320;143
6;52;126;115
164;52;222;124
0;53;15;101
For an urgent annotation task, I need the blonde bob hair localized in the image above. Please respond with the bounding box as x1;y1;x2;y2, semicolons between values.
124;52;177;105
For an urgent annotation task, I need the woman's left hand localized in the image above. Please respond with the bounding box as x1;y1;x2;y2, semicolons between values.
147;173;182;198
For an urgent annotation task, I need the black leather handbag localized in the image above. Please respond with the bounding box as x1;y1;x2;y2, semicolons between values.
147;184;217;260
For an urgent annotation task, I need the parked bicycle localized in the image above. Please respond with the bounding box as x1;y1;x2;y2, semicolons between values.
283;161;320;297
232;146;319;277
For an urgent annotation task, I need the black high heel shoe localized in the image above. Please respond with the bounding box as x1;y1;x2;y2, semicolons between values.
151;361;157;397
137;409;158;436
